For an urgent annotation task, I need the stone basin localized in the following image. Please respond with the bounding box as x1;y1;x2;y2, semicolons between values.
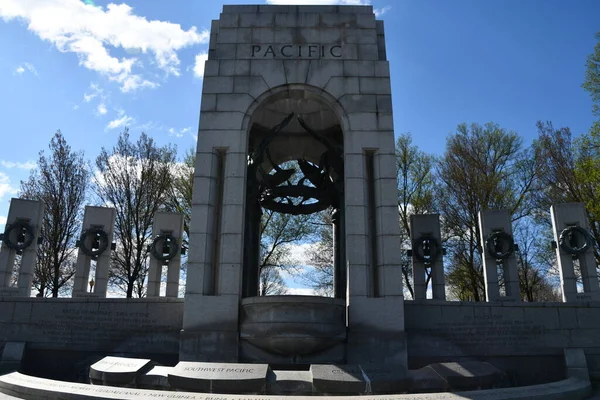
240;295;346;356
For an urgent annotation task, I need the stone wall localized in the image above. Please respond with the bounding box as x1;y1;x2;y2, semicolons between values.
3;297;600;383
405;300;600;383
0;298;183;355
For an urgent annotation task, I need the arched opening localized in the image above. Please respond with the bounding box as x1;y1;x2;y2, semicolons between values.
242;88;346;300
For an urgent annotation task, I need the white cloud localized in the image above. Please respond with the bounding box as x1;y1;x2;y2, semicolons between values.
0;215;6;227
374;5;391;17
1;0;209;92
287;287;317;296
106;109;134;130
13;62;37;76
83;82;103;102
168;127;192;138
192;51;209;79
96;103;107;115
1;160;36;170
0;172;18;200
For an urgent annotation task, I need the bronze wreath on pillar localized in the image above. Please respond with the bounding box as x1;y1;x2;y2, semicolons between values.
412;235;441;265
1;221;35;252
559;226;591;255
485;231;515;260
149;233;179;262
77;228;109;259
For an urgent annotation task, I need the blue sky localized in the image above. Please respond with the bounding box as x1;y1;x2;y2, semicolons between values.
0;0;598;233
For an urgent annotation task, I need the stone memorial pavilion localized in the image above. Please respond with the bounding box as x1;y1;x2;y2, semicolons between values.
0;4;598;399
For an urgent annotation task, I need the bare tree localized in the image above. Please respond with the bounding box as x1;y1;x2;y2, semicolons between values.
259;265;288;296
259;208;317;292
165;148;194;247
439;122;538;301
533;121;600;265
514;221;561;302
20;131;89;297
300;210;334;296
94;129;176;298
395;133;437;298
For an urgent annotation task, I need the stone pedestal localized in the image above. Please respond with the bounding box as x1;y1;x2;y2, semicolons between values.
0;198;44;297
551;203;600;302
72;206;116;298
147;212;184;298
479;209;520;302
409;214;445;300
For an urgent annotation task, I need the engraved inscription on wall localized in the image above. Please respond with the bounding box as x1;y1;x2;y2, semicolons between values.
250;44;342;59
412;313;545;355
31;306;180;350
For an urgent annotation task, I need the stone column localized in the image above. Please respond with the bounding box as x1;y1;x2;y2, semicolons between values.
72;206;116;298
0;198;44;297
409;214;445;300
147;212;184;298
551;203;599;302
479;209;520;302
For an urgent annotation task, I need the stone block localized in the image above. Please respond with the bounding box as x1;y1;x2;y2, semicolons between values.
428;361;504;390
266;370;313;395
339;94;377;113
218;263;242;295
182;294;239;331
273;28;294;43
168;361;270;393
344;153;365;179
345;205;367;236
220;206;244;235
345;234;368;265
191;176;216;206
347;263;369;296
202;77;234;94
360;77;391;94
233;76;269;99
217;28;238;44
224;151;247;177
359;44;379;60
375;61;390;77
283;60;311;84
220;234;243;264
188;205;215;235
89;356;152;386
311;364;408;394
324;76;359;99
348;112;377;131
223;5;258;13
408;366;448;392
137;365;172;390
222;176;246;205
239;12;274;28
199;111;244;131
377;113;394;130
219;12;239;28
237;28;252;43
216;44;237;59
1;342;25;362
216;93;254;113
344;43;359;59
348;296;405;331
344;177;366;207
524;306;559;330
376;95;392;112
306;60;343;88
565;348;588;369
200;94;217;111
321;13;357;28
